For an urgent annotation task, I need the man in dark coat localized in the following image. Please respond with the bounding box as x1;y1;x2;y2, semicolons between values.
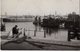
12;25;19;38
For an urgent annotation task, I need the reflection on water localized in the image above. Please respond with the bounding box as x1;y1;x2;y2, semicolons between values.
43;27;58;36
4;22;68;41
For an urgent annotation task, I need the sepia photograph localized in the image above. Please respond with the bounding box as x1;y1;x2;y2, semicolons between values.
0;0;80;50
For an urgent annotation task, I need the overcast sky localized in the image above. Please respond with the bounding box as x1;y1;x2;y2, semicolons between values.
1;0;79;16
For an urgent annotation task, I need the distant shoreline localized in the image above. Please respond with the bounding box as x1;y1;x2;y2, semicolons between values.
3;21;33;22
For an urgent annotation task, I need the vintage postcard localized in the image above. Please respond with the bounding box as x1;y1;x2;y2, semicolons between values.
0;0;80;50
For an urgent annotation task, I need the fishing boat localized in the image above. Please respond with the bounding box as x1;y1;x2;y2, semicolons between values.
41;18;60;28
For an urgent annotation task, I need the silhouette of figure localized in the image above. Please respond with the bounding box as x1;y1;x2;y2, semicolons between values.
12;25;19;38
38;17;41;25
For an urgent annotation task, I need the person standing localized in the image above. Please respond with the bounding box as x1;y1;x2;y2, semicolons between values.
38;17;41;25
